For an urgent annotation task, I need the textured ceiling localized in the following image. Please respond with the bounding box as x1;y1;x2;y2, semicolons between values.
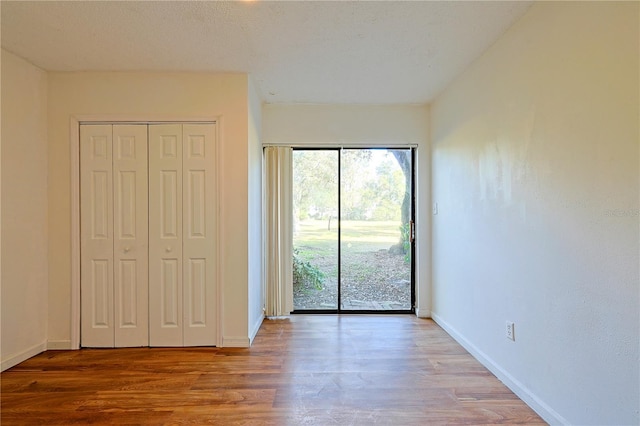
1;1;533;104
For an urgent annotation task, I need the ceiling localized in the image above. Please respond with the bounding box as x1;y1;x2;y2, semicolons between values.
1;1;533;104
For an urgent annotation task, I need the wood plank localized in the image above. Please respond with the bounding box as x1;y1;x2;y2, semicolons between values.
1;316;546;425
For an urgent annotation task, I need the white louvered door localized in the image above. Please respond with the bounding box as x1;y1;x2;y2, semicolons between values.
81;122;216;348
148;124;217;347
81;124;148;347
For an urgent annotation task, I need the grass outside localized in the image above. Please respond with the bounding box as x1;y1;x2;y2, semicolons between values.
293;219;411;310
293;219;402;260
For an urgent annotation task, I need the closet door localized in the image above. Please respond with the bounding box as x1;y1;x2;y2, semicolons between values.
81;124;148;347
112;125;149;347
182;124;217;346
81;125;114;347
149;124;184;346
148;124;217;347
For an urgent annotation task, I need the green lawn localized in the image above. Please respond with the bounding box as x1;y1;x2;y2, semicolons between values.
293;219;402;260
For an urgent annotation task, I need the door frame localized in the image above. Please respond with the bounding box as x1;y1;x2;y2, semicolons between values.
290;146;416;314
70;115;222;349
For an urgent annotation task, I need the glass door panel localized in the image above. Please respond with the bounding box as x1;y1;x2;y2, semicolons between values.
340;149;412;311
292;150;339;310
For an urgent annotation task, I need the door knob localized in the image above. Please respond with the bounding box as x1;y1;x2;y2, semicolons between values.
124;247;130;253
166;246;172;253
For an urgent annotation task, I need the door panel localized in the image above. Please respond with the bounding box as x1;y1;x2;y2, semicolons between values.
182;124;217;346
161;259;180;326
90;171;110;239
291;150;339;310
117;260;137;325
112;125;148;346
186;171;206;238
340;149;412;311
186;259;207;326
91;259;111;328
149;124;184;346
81;125;114;347
160;171;179;237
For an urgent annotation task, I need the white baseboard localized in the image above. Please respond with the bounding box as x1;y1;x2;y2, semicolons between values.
431;313;567;426
249;313;265;346
47;340;72;350
415;308;431;318
222;336;251;347
1;340;47;372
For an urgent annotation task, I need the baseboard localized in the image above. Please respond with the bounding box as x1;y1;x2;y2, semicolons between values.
47;340;73;350
249;313;265;346
222;336;251;347
415;308;431;318
1;340;47;372
431;313;568;426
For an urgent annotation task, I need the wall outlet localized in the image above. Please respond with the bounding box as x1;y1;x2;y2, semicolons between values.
433;202;438;215
506;321;515;341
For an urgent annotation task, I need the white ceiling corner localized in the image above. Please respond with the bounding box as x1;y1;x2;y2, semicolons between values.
1;1;534;104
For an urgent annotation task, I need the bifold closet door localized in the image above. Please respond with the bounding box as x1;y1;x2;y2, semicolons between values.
80;124;149;347
149;124;217;347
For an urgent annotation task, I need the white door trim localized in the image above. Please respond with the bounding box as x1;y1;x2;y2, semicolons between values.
70;115;222;350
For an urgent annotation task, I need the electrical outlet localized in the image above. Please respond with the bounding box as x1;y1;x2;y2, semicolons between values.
506;321;515;341
433;202;438;215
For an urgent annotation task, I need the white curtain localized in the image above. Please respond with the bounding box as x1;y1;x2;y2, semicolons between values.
264;146;294;317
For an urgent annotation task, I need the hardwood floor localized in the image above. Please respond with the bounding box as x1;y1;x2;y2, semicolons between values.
1;315;545;425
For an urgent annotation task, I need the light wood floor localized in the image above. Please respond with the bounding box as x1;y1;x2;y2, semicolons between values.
1;315;545;425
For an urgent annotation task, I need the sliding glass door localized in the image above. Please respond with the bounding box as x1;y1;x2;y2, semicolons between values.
292;150;339;310
292;148;414;313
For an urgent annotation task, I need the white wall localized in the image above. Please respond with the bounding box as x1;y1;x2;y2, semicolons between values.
263;104;431;316
247;77;264;341
263;104;428;146
47;72;253;347
1;49;49;370
430;2;639;425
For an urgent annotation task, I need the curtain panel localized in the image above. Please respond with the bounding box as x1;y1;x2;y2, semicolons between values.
263;146;294;317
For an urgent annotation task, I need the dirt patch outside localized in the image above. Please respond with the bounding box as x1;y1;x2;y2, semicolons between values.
294;249;411;310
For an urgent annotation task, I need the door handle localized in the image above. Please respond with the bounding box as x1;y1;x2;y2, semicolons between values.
410;221;415;243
